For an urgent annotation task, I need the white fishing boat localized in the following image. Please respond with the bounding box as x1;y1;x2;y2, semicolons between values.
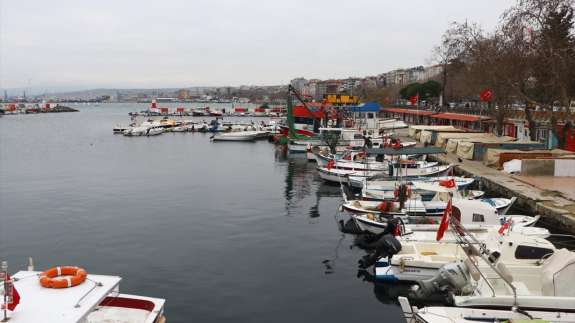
397;297;575;323
123;126;149;137
449;246;575;310
348;175;475;190
288;128;409;153
317;164;454;184
342;197;511;217
343;183;513;216
388;164;454;178
316;167;380;183
0;261;166;323
362;179;484;201
113;124;130;134
211;131;258;142
374;225;555;282
362;188;484;202
171;125;187;132
314;150;433;171
352;199;542;236
146;127;164;136
397;240;575;320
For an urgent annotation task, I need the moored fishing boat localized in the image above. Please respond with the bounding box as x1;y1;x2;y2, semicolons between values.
146;127;164;136
373;228;555;282
342;194;512;216
316;166;380;183
396;234;575;321
211;131;258;142
113;124;131;134
397;297;575;323
351;198;542;236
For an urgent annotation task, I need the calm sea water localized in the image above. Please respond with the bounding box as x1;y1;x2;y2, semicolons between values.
0;103;403;322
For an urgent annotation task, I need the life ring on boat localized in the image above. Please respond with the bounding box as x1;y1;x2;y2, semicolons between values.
39;266;87;289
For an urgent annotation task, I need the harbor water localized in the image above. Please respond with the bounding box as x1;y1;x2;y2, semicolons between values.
0;103;403;322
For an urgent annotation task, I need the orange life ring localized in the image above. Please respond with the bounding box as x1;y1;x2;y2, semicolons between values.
39;266;87;289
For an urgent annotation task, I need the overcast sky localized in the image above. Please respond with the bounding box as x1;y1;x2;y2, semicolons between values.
1;0;515;92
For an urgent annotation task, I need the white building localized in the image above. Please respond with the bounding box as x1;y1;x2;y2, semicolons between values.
290;77;308;93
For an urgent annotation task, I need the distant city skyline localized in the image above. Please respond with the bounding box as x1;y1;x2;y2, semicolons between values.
1;0;514;92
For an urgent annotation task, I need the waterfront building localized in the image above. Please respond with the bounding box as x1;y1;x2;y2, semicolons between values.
177;89;190;100
290;77;307;93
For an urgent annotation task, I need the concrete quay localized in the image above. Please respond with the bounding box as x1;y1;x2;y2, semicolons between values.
430;153;575;233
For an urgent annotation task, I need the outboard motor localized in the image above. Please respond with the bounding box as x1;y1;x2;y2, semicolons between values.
358;233;402;269
411;260;475;299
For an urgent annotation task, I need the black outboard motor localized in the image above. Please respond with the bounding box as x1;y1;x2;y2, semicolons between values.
358;222;402;269
358;235;401;269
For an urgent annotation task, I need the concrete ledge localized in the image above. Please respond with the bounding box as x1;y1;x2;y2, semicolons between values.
430;153;575;233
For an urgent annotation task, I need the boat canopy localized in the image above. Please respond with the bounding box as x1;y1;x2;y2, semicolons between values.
366;146;446;155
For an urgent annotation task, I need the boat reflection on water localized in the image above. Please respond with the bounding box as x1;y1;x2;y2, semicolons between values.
281;155;315;215
310;183;343;218
280;151;345;218
320;234;347;275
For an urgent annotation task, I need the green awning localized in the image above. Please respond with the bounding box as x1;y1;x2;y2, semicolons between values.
366;147;446;155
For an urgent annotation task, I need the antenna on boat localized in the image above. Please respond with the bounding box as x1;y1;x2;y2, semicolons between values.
27;257;34;271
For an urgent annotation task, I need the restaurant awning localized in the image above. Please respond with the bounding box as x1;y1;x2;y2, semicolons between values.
431;113;489;122
382;108;436;116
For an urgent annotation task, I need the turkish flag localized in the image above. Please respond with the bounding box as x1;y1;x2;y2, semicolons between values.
5;275;20;311
439;178;456;188
436;199;452;241
409;94;419;105
498;218;512;235
480;89;493;102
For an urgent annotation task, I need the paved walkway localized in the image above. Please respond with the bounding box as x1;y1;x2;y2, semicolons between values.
432;152;575;233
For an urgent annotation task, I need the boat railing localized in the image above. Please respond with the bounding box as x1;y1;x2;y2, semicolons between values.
449;216;517;304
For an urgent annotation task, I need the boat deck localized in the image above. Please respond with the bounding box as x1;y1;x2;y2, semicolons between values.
9;270;120;323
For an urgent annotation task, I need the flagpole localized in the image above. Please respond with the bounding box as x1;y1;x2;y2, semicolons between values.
2;261;7;322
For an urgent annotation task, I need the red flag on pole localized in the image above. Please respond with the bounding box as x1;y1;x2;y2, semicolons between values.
436;198;452;241
480;89;493;102
498;218;512;235
5;274;20;311
409;94;419;105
